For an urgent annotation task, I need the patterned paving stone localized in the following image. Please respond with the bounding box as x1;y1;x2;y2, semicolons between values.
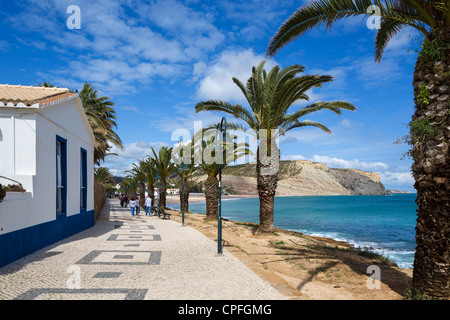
14;288;147;300
75;250;162;265
106;234;161;241
93;272;122;279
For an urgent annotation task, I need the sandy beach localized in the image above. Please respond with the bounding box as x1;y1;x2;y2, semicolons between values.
163;195;414;300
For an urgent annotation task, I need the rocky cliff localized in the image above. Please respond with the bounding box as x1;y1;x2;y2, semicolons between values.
193;160;388;196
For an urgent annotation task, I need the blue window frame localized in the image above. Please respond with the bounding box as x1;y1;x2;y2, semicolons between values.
80;148;87;212
56;136;67;215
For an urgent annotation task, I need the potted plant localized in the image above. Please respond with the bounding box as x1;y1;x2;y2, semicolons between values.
0;184;6;202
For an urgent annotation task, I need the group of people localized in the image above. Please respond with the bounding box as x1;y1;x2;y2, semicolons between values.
119;195;129;207
122;195;153;217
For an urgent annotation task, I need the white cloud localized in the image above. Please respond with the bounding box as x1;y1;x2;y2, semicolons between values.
380;171;414;187
154;104;223;134
280;154;307;161
310;155;389;171
280;154;389;172
196;49;278;102
103;141;168;176
10;0;225;96
384;27;420;56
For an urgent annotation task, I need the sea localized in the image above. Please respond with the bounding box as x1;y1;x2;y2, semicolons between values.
171;194;418;269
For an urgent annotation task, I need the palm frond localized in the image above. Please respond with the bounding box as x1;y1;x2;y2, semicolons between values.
283;120;332;135
267;0;383;57
375;18;406;62
266;0;434;59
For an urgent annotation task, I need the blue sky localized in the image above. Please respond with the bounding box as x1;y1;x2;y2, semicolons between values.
0;0;421;191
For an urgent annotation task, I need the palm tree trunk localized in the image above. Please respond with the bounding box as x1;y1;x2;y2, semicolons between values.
147;183;155;207
179;179;190;213
159;179;167;209
411;29;450;299
256;141;279;233
139;182;145;207
205;175;219;221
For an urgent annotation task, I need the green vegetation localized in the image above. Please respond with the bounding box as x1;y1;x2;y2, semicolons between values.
0;184;6;202
409;118;442;142
404;289;434;300
266;0;450;296
0;184;26;192
357;249;397;267
419;35;447;66
0;183;26;203
80;83;123;165
416;84;430;106
196;61;356;232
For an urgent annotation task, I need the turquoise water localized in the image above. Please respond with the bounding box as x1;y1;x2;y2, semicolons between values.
171;194;417;269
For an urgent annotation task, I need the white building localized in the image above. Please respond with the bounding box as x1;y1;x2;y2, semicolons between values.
0;85;96;268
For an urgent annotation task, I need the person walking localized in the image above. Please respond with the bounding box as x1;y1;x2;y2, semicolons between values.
145;196;152;216
124;195;129;207
136;200;141;216
120;195;124;208
129;198;137;216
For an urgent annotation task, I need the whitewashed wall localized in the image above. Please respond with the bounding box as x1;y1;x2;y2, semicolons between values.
0;98;94;235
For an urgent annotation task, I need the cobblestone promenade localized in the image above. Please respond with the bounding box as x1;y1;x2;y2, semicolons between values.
0;199;284;300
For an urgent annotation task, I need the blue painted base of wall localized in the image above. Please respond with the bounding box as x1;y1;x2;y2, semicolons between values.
0;210;94;268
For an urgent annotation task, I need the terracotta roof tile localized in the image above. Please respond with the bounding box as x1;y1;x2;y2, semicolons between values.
0;84;77;108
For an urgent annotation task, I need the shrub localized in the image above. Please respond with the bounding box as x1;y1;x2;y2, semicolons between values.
0;184;6;202
409;118;442;142
2;184;26;192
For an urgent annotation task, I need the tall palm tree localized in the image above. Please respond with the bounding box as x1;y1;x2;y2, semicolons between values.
125;162;146;207
196;61;356;231
266;0;449;299
80;83;123;165
172;139;198;213
151;146;176;210
193;128;251;221
141;157;158;209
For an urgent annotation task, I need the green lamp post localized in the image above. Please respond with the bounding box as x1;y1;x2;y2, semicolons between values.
178;163;190;227
155;172;161;217
218;117;227;256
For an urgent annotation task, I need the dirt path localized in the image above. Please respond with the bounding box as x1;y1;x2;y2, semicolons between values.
167;209;413;300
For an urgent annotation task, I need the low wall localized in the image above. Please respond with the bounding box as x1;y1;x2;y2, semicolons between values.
94;180;106;221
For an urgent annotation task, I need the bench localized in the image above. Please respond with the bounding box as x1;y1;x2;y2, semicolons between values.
159;208;171;220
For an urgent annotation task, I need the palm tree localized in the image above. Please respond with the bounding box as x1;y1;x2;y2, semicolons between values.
193;128;251;221
141;157;158;209
94;167;115;185
151;146;176;210
172;139;198;213
266;0;449;299
80;83;123;165
125;162;146;208
119;176;138;199
37;82;54;87
196;61;356;231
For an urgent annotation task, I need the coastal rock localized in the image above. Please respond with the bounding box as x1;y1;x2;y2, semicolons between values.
193;160;389;196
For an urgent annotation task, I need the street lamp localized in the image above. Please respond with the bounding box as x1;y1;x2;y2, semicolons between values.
178;163;190;227
218;117;227;256
155;172;161;217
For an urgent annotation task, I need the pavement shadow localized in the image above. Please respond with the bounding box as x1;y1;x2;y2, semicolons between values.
0;200;127;275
